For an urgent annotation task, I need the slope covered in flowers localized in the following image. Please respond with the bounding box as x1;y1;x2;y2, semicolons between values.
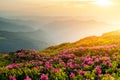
1;30;120;80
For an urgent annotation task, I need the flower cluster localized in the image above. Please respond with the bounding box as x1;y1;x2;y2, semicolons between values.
6;63;21;69
0;44;120;80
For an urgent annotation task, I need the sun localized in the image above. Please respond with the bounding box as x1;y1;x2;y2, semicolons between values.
93;0;112;6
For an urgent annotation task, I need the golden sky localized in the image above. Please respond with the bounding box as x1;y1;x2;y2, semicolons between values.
0;0;120;43
0;0;120;24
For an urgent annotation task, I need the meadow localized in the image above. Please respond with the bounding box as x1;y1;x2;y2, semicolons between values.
1;30;120;80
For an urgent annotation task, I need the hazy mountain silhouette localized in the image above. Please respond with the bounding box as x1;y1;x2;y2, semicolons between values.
43;19;116;43
0;17;34;32
0;17;54;52
0;30;53;52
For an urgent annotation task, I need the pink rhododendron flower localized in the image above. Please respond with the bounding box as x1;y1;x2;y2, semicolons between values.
74;64;79;67
6;63;21;69
95;58;100;62
70;73;75;78
79;70;86;75
108;62;112;67
40;74;49;80
24;76;32;80
83;64;88;67
67;62;73;68
31;50;36;53
9;76;16;80
88;61;94;65
95;66;101;74
53;68;60;73
45;61;52;69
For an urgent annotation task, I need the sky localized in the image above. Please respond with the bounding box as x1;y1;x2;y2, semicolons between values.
0;0;120;43
0;0;120;24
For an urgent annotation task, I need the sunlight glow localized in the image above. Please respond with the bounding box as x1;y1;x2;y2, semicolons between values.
93;0;112;6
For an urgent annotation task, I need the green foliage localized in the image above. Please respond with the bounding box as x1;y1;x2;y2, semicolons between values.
1;30;120;79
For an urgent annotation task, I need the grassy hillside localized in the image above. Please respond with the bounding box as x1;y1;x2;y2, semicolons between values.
1;30;120;80
43;30;120;54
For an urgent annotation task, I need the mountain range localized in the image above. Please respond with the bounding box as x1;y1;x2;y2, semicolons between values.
0;17;53;52
0;16;118;52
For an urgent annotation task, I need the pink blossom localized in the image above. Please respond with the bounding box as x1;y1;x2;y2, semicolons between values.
79;70;86;75
98;74;101;78
67;62;73;68
53;68;60;73
108;62;112;67
33;66;39;70
67;54;75;58
6;63;21;69
49;59;53;62
9;76;16;80
74;64;79;67
64;49;69;54
95;58;100;62
73;69;78;72
82;64;88;67
31;50;36;53
37;61;43;65
70;73;75;78
95;66;101;74
24;76;32;80
87;61;94;65
40;74;49;80
45;61;52;69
